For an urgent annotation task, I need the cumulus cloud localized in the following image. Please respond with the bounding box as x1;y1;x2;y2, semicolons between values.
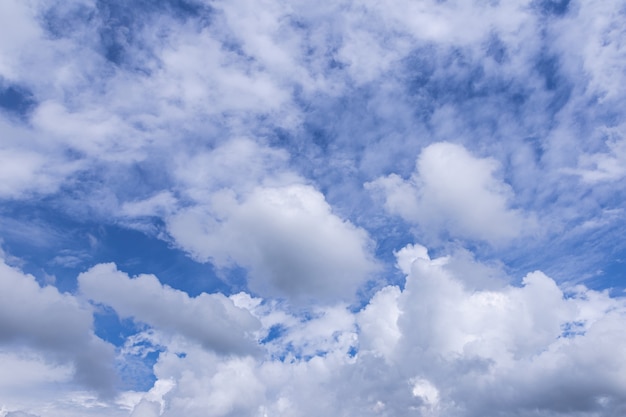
116;243;626;417
122;245;626;417
78;263;261;355
0;259;116;397
367;142;534;243
168;184;378;303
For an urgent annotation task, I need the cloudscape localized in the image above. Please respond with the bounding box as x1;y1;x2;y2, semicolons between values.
2;0;626;416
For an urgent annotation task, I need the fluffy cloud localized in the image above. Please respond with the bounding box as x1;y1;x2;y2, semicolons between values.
0;259;116;397
120;243;626;417
380;244;626;416
168;184;378;303
78;263;261;356
367;142;534;243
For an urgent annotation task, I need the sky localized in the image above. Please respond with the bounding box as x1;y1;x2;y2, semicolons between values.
1;0;626;416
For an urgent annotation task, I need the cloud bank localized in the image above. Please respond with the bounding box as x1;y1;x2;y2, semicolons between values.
111;245;626;417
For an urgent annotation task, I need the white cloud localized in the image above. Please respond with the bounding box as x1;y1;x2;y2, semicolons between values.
572;124;626;183
78;263;261;355
389;244;626;416
356;284;401;360
551;0;626;102
0;116;84;198
367;142;534;244
0;350;72;391
167;184;378;303
119;243;626;417
120;192;177;219
0;0;44;80
172;138;294;200
0;259;116;397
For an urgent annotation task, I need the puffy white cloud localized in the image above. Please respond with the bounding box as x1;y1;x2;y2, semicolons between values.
120;243;626;417
367;142;535;244
0;259;116;397
167;184;378;303
356;284;401;360
78;263;261;355
386;244;626;416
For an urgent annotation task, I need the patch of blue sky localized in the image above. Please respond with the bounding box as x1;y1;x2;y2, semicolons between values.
347;345;358;358
40;2;97;39
534;53;573;114
559;320;585;339
290;85;425;182
0;199;231;297
595;255;626;296
40;0;213;74
0;82;37;120
401;49;552;129
495;219;626;292
260;324;287;345
534;0;572;17
93;305;137;347
0;201;93;292
91;225;232;296
116;347;160;391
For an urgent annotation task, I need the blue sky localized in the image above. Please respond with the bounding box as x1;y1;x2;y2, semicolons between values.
2;0;626;416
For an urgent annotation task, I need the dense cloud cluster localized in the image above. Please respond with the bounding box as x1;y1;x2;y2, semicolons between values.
7;246;626;416
2;0;626;416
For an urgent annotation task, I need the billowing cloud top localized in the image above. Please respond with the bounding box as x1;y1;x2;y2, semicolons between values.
1;0;626;416
368;142;535;243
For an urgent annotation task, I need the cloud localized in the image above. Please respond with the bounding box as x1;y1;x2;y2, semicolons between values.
386;244;626;416
171;138;294;199
118;242;626;417
571;124;626;183
0;350;72;392
5;412;41;417
0;116;82;199
167;184;378;303
356;284;401;359
367;142;535;244
78;263;261;355
2;0;626;415
0;259;116;397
